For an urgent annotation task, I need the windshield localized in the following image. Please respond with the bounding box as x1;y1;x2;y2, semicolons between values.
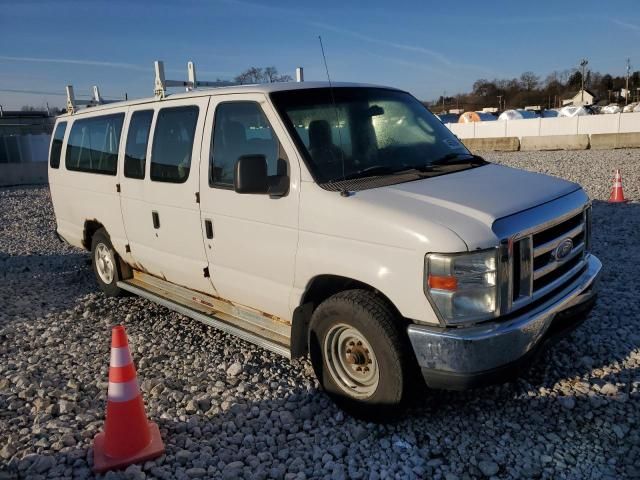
271;87;473;184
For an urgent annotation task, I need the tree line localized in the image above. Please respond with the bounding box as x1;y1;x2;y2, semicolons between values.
430;68;640;112
233;66;292;84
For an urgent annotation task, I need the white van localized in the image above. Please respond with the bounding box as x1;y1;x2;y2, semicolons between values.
49;80;601;416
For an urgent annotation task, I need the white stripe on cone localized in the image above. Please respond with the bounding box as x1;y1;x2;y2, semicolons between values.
110;347;133;367
108;378;140;402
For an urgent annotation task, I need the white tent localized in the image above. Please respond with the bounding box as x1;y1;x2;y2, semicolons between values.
497;109;538;121
558;106;591;117
602;104;622;114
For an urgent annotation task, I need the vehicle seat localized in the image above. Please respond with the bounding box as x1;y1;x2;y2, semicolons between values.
219;121;247;179
308;120;343;166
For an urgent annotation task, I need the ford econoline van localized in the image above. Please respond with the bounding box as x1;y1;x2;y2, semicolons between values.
49;79;601;416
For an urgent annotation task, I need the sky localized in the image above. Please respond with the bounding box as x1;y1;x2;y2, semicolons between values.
0;0;639;110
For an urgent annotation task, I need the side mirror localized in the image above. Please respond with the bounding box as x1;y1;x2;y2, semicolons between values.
234;155;268;194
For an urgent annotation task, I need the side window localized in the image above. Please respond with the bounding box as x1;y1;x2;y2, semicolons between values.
49;121;67;169
210;102;283;187
66;114;125;175
124;110;153;179
150;106;199;183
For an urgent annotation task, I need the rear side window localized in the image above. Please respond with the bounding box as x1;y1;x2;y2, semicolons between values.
210;102;281;186
150;106;199;183
124;110;153;179
66;114;125;175
49;122;67;169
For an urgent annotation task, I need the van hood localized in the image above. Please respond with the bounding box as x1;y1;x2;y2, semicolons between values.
357;163;581;250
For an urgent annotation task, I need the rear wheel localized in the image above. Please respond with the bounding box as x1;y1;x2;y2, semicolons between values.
309;289;410;420
91;228;123;297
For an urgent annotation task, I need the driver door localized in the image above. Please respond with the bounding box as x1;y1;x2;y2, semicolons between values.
198;94;300;321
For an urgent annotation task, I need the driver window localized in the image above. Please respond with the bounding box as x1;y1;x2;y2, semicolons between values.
210;102;284;187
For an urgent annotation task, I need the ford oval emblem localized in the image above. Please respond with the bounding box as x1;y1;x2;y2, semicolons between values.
554;238;574;261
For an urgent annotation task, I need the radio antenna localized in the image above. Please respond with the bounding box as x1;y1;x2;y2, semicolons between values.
318;35;347;185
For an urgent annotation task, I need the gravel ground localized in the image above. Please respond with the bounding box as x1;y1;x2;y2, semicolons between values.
1;149;639;480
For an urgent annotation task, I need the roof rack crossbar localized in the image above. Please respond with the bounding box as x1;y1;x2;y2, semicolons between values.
65;84;120;114
154;60;237;98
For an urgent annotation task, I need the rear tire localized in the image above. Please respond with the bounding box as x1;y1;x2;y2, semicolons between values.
309;289;410;420
90;228;123;297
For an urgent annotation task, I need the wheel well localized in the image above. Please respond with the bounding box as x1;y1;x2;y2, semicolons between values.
290;275;402;359
82;221;133;281
82;219;104;251
302;275;377;309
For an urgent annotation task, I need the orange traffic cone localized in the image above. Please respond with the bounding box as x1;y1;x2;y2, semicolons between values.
93;326;165;473
609;169;628;203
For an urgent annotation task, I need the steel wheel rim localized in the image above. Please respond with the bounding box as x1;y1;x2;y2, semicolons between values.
95;243;114;284
323;323;379;398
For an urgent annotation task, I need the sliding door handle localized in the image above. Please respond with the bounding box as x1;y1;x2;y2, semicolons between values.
152;211;160;229
204;219;214;239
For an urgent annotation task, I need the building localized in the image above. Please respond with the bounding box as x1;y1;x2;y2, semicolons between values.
562;89;596;107
0;110;54;186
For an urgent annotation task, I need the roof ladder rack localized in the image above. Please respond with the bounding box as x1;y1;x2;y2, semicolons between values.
66;85;117;114
154;60;228;99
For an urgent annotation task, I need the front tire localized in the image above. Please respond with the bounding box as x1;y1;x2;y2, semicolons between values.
91;228;123;297
309;290;410;419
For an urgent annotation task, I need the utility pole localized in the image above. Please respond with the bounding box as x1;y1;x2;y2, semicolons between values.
625;58;631;106
579;58;588;104
442;90;446;112
497;95;503;111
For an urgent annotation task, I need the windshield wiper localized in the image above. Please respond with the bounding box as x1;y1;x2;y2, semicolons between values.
429;153;487;166
329;165;398;183
326;155;486;184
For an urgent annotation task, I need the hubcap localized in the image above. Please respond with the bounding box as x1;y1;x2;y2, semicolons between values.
324;324;379;398
95;243;115;284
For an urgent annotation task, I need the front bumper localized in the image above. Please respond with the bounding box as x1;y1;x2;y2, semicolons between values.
407;254;602;390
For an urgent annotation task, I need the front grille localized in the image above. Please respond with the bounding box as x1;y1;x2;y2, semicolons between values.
510;208;590;309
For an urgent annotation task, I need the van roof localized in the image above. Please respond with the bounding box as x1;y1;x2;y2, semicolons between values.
58;81;402;118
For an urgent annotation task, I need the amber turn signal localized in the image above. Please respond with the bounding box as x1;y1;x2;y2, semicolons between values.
427;275;458;291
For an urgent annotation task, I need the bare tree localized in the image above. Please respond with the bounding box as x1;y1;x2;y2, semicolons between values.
264;66;279;83
235;66;292;84
267;66;292;83
520;71;540;91
234;71;251;84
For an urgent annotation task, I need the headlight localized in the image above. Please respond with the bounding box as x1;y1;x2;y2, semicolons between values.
425;249;499;325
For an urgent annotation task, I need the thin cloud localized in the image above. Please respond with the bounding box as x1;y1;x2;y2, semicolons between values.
309;22;451;66
0;88;65;96
218;1;492;74
0;55;148;71
309;22;495;75
364;52;453;78
611;18;640;32
0;55;234;79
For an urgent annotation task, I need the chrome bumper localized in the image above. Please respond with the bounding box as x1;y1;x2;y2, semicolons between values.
408;254;601;376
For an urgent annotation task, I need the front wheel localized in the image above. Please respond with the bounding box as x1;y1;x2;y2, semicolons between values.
91;228;123;297
309;290;411;419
